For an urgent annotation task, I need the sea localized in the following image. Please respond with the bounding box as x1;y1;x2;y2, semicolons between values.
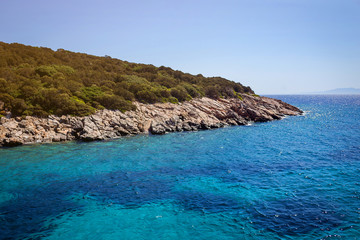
0;95;359;240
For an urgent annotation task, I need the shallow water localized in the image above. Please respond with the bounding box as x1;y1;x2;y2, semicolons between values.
1;95;359;240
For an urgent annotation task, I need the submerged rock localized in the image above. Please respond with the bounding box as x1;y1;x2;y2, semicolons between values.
0;95;302;147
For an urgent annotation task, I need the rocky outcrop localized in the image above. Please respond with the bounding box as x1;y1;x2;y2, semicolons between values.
0;95;302;147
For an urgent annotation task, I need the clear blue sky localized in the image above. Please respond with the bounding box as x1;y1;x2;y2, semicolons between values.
1;0;359;94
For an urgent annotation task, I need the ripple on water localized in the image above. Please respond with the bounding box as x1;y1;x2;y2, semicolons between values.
1;95;360;239
249;196;346;236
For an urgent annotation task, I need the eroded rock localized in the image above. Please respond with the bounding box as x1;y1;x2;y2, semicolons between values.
0;96;302;147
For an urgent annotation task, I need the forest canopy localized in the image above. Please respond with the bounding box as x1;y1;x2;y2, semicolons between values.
0;42;254;117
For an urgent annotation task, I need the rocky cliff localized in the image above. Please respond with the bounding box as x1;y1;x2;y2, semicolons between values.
0;95;302;147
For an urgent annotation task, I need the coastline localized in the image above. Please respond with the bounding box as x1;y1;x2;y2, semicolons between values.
0;95;302;147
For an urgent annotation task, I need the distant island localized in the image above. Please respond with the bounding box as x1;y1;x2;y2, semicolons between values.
0;42;302;147
310;88;360;95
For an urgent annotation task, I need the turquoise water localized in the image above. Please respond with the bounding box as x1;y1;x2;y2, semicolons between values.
1;95;360;240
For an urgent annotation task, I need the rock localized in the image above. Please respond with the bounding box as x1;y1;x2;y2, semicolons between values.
2;137;23;147
0;126;6;139
18;120;28;128
182;122;192;131
52;136;61;142
150;122;166;135
0;96;302;147
3;120;18;129
115;126;130;136
200;121;210;130
138;120;152;133
71;119;84;131
79;131;104;141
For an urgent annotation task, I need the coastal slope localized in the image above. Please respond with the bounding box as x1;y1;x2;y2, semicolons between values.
0;95;302;147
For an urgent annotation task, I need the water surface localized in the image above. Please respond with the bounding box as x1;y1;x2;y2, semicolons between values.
1;95;359;239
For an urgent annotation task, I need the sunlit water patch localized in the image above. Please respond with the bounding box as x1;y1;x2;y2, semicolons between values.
1;95;360;239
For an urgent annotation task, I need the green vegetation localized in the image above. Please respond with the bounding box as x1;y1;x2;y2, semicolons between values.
0;42;254;117
234;91;243;101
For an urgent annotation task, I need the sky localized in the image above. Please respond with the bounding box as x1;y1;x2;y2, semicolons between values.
1;0;359;94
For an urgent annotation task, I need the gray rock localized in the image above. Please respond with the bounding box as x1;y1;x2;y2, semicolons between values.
0;96;302;147
3;121;18;129
150;122;166;135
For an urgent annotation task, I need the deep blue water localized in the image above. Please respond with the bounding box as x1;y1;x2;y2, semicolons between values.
0;95;360;240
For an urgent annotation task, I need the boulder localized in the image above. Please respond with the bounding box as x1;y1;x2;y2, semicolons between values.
150;122;166;135
2;137;23;147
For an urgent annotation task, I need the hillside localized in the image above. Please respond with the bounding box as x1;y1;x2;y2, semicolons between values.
0;42;253;117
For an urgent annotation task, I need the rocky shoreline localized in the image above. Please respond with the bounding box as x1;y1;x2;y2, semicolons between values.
0;95;302;147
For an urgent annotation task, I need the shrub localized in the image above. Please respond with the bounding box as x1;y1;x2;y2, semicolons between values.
114;85;135;101
95;94;135;111
154;76;177;88
181;83;201;98
136;90;158;103
35;65;57;77
0;78;7;92
170;87;189;102
11;98;28;116
0;93;14;109
168;96;179;104
205;86;220;99
0;41;255;117
60;98;95;116
79;86;104;102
